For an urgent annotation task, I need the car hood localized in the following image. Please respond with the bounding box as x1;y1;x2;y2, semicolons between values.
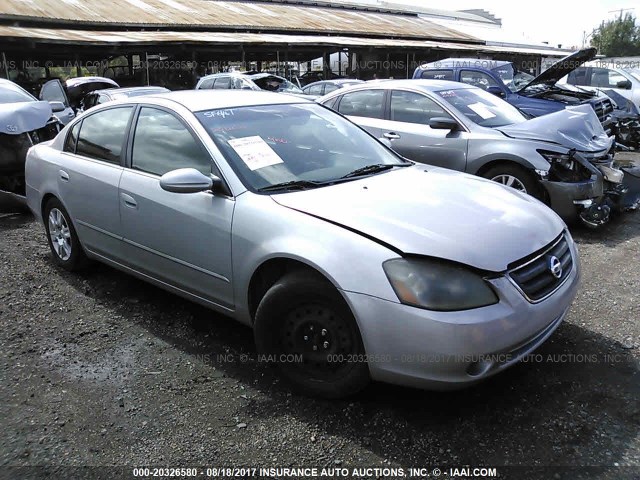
518;48;597;91
0;100;52;135
496;105;612;152
272;166;564;272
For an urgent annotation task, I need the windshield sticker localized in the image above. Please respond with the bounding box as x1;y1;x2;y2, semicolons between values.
439;90;457;98
228;136;284;171
468;102;496;119
203;109;235;119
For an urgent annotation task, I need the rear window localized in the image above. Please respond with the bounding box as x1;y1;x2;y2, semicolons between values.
420;69;454;81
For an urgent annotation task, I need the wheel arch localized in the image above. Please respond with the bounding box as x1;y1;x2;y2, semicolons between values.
247;257;338;324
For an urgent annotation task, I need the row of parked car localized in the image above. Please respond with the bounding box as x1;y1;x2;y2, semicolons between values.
1;48;639;398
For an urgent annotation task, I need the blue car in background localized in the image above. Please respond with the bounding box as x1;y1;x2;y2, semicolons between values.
413;48;615;127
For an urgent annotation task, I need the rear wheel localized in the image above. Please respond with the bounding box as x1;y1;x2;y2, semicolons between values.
43;198;89;271
254;271;370;399
482;164;543;200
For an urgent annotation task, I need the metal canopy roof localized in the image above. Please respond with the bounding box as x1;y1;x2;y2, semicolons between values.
0;26;571;57
0;0;480;42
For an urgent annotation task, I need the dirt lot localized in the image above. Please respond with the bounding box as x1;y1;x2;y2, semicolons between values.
1;211;639;480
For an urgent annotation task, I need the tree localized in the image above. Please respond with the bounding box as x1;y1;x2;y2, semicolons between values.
590;12;640;56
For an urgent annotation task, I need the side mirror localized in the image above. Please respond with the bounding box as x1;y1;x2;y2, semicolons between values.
429;117;459;131
486;86;505;98
160;168;215;193
49;101;66;113
616;80;632;90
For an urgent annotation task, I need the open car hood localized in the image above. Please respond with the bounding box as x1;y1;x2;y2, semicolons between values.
497;105;613;152
272;166;564;273
0;101;52;135
518;48;597;91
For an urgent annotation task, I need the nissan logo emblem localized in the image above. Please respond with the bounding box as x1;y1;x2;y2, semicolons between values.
548;255;562;279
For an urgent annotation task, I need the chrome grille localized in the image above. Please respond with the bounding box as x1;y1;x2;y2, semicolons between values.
508;234;573;302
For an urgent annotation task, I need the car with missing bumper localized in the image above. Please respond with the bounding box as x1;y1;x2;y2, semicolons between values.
319;79;620;227
25;90;580;398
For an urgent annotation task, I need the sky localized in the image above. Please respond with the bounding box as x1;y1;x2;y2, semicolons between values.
390;0;637;49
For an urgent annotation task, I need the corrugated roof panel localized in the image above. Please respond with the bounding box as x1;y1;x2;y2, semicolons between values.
0;0;480;41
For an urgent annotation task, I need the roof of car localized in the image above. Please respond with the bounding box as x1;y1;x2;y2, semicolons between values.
93;86;170;97
325;79;472;93
131;89;310;111
417;58;511;70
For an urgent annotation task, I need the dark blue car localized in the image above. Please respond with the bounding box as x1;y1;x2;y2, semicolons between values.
413;48;615;125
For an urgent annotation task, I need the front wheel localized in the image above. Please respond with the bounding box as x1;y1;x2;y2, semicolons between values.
254;271;370;399
481;164;544;200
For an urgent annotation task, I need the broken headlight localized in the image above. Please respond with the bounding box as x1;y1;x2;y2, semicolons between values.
538;149;591;182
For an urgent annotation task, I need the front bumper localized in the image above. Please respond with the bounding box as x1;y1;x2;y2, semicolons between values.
342;238;581;390
541;178;602;220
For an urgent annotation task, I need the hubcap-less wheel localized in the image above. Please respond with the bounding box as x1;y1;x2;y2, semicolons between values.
48;208;72;261
490;174;527;193
281;304;354;379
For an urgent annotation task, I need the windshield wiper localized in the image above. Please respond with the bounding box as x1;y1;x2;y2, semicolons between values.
340;163;408;179
257;180;322;192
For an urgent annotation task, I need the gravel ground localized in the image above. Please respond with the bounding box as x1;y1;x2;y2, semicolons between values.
1;211;639;480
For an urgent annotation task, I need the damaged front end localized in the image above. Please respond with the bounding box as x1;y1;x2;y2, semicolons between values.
539;148;640;229
0;101;60;208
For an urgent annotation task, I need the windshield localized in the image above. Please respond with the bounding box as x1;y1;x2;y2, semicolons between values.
0;82;36;103
491;63;534;92
436;87;526;128
625;68;640;83
251;75;303;94
196;103;406;191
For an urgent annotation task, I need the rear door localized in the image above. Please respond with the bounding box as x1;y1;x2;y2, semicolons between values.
57;106;134;257
333;89;386;138
375;89;468;171
39;79;75;125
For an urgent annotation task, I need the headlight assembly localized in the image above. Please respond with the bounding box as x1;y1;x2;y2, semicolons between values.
383;258;498;311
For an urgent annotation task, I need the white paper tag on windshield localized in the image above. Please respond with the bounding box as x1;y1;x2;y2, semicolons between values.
228;136;284;171
468;102;496;120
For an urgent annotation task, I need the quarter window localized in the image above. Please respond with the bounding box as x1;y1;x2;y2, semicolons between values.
337;90;385;119
390;90;449;125
75;107;133;164
131;107;212;176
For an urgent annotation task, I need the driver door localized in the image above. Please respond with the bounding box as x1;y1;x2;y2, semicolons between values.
39;79;75;125
118;106;235;309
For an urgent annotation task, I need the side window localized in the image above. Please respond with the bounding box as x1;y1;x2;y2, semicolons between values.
232;77;244;89
322;96;339;110
198;78;214;89
64;121;81;153
567;67;589;86
337;90;385;119
307;84;324;95
589;68;628;88
390;90;450;125
324;84;339;94
213;77;231;89
131;107;212;177
40;81;68;105
75;107;133;164
420;69;454;80
460;70;500;91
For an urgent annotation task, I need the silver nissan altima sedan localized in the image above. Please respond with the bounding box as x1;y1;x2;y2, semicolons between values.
25;90;580;398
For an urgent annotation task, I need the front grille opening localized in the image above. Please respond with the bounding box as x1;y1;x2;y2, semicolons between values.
508;235;573;302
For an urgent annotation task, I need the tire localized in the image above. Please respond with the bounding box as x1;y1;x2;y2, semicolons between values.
43;197;89;271
254;271;370;399
481;163;544;200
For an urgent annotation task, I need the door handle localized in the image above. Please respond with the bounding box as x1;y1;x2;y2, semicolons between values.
121;193;138;209
383;132;401;140
59;170;69;182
